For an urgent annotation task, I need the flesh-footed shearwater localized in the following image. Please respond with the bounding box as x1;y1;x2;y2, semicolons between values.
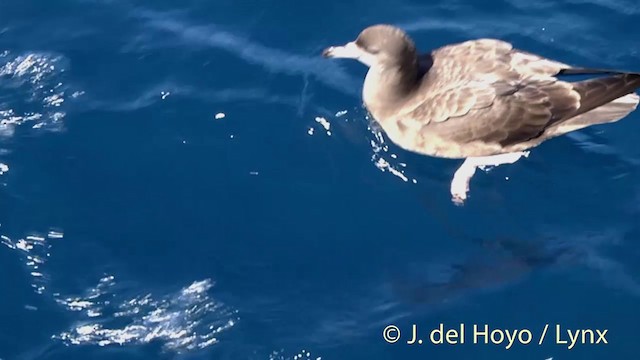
322;24;640;204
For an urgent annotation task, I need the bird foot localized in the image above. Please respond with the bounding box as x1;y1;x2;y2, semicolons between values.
450;151;529;205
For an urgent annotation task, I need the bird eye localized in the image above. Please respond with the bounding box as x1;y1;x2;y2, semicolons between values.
354;37;380;54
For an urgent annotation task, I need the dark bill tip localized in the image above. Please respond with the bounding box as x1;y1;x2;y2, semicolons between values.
322;47;334;58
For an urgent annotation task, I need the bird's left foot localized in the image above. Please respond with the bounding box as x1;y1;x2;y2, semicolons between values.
450;160;477;206
450;151;530;205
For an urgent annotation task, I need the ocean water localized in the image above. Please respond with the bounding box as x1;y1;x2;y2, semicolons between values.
1;0;640;359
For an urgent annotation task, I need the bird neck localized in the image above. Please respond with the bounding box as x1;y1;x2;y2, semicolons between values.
363;59;419;118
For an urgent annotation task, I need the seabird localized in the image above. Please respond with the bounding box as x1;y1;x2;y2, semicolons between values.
322;24;640;204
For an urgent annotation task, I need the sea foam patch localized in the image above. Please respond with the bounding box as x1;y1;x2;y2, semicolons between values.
0;51;75;137
269;348;322;360
54;277;239;353
0;230;63;295
366;118;418;184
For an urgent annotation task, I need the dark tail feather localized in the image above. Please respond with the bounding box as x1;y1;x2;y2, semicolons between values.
543;75;639;137
558;67;640;77
568;73;640;118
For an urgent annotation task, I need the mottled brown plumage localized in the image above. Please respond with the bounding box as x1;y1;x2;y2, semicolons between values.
323;24;640;159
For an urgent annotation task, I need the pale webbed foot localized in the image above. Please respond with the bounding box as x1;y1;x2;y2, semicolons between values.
450;151;530;205
450;159;478;205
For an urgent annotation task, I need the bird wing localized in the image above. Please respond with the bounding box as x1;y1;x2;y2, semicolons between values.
427;38;570;83
403;39;640;146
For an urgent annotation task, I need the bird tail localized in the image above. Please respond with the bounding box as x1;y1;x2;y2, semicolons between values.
545;92;639;137
544;73;640;137
571;74;640;116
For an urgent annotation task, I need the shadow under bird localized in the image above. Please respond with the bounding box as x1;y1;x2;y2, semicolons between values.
322;24;640;204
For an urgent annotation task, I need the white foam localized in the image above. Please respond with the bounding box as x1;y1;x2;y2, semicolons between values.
47;231;64;239
1;229;61;295
269;348;321;360
314;117;330;131
311;117;332;136
374;158;409;182
0;52;74;136
368;126;417;184
54;278;239;353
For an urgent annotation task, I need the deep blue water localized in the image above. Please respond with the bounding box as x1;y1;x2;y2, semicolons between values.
1;0;640;359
